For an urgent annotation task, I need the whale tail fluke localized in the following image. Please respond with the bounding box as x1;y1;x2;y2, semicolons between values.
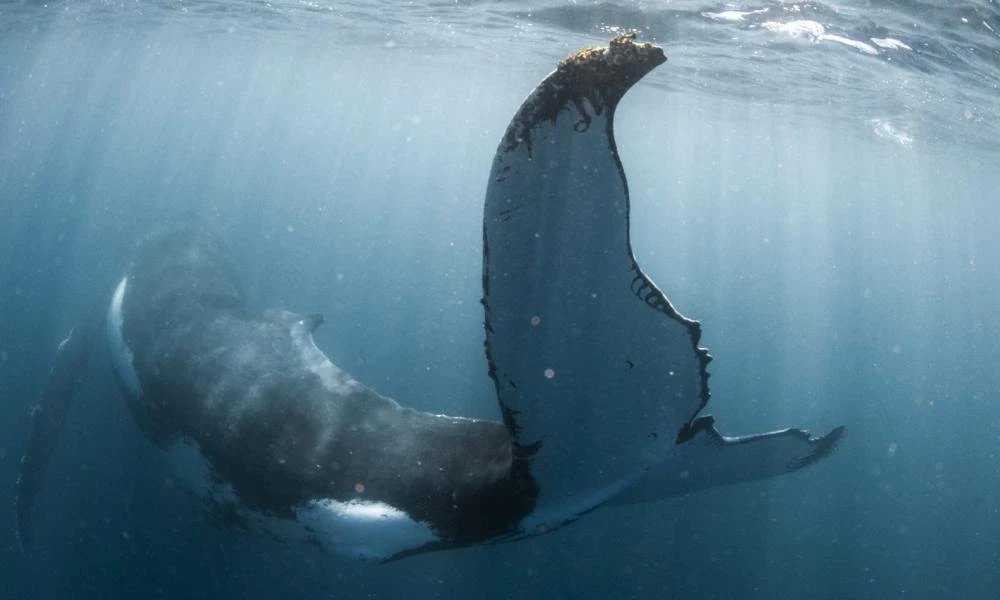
483;34;844;535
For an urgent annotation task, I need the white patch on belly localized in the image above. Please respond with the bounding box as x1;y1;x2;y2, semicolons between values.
164;440;439;561
107;277;142;397
290;498;439;560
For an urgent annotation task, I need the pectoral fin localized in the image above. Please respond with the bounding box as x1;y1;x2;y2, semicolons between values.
16;300;105;552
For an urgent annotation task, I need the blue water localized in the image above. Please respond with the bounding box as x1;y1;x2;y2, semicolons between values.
1;0;999;597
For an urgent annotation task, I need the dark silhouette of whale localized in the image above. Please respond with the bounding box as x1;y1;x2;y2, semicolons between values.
16;34;843;561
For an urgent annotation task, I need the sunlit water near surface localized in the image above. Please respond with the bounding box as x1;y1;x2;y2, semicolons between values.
1;1;999;598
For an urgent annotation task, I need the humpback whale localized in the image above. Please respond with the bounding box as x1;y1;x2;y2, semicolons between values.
16;34;843;561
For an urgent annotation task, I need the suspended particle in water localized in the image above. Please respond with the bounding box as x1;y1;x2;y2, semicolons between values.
544;368;555;379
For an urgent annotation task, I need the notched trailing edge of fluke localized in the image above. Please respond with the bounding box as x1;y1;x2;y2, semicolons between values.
500;33;666;155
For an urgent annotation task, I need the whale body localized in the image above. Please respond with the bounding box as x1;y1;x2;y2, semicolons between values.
16;35;843;561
